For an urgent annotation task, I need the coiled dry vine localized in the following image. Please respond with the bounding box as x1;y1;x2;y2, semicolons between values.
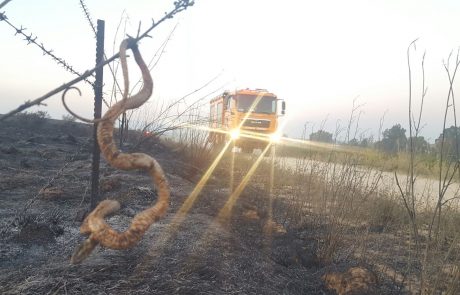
70;38;170;264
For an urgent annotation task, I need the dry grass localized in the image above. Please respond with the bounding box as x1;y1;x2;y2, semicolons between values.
3;113;460;294
214;144;460;294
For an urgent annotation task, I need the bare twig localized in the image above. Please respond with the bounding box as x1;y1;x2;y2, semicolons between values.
120;21;180;145
319;114;329;131
345;96;365;143
109;10;129;107
129;22;180;95
414;51;427;133
132;75;227;148
352;109;365;141
397;38;420;257
429;51;460;245
377;109;388;142
438;50;460;201
407;39;418;220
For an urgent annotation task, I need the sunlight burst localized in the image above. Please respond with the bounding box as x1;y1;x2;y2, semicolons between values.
217;143;272;222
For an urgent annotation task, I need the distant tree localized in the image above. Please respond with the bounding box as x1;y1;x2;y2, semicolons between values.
359;137;373;148
310;130;333;143
62;114;76;122
348;138;359;146
348;136;373;148
435;126;460;159
376;124;407;154
408;136;429;154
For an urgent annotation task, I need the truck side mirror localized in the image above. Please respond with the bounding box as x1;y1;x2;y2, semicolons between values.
281;101;286;115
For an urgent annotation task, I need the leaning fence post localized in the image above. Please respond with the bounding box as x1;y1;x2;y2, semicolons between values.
90;19;105;210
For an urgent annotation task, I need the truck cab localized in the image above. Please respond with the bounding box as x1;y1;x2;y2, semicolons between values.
209;88;285;152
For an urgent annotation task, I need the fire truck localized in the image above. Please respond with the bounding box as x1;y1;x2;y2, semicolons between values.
208;88;285;152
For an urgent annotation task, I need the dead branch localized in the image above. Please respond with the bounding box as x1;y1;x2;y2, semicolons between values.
129;22;180;95
345;96;365;143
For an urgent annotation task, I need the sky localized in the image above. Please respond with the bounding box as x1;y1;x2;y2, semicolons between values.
2;0;460;142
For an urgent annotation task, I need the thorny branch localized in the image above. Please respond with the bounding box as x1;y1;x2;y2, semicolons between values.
133;73;226;147
0;12;95;86
0;0;194;122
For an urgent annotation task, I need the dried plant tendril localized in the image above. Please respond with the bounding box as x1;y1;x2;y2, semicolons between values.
71;38;170;264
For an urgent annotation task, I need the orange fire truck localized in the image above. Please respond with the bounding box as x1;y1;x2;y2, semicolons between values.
208;88;285;152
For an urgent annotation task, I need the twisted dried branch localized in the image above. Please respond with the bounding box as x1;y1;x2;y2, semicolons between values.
71;38;169;264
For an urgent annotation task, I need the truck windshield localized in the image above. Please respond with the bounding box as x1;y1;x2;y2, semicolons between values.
236;94;276;114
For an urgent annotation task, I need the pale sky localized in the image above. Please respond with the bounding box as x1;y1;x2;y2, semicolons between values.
2;0;460;142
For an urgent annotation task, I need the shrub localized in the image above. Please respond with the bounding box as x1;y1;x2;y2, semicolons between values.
14;110;50;130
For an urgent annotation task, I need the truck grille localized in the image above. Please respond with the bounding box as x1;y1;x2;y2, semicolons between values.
242;119;270;128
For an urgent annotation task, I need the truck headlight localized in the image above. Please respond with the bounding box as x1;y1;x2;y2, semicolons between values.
230;129;240;140
270;132;281;143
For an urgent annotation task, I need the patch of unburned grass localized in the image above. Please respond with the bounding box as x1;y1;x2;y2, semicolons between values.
278;143;443;180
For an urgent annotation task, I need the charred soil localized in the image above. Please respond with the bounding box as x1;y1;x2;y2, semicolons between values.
0;116;398;294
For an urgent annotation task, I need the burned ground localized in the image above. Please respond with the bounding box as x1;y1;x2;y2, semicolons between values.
0;116;399;294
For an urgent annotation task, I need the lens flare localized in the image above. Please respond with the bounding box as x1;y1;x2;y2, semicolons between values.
217;143;272;222
230;129;240;140
270;132;281;143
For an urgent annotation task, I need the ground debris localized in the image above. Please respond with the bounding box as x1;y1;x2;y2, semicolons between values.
0;117;394;294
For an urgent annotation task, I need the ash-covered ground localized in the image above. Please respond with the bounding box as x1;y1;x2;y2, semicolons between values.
0;116;328;294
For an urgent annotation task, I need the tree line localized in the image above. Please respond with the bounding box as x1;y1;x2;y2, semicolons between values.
309;124;460;157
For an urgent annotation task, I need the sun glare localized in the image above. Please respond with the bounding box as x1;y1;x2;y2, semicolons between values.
217;143;272;222
230;129;240;140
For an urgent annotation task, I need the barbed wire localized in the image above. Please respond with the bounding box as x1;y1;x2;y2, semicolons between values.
78;0;124;109
0;12;96;86
0;0;195;122
0;0;12;10
78;0;97;37
75;0;113;109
